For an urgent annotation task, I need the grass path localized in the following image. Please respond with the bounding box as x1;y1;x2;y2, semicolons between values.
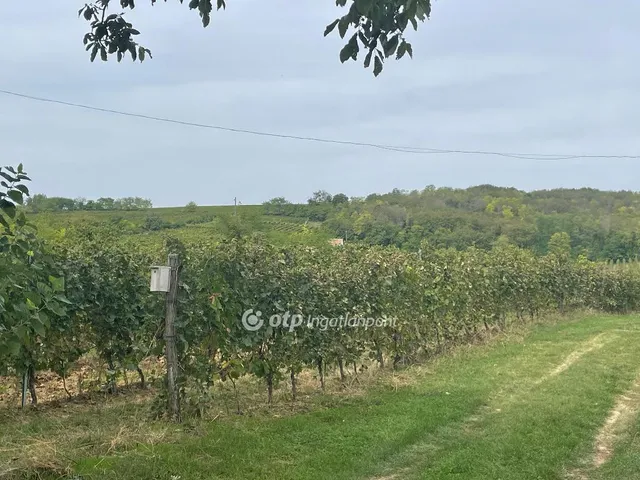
366;321;639;480
3;314;640;479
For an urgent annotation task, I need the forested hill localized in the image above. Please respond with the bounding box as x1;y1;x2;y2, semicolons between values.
264;185;640;261
30;185;640;261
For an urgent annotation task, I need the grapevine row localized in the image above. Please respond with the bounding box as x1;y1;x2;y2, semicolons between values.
3;169;640;414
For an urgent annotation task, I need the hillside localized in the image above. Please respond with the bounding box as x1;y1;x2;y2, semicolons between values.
31;204;328;250
31;185;640;260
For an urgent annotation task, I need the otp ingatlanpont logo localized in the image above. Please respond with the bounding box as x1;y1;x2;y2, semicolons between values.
241;309;263;331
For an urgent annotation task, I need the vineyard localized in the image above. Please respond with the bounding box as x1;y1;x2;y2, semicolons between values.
41;231;640;411
30;206;326;254
2;166;640;410
3;167;640;477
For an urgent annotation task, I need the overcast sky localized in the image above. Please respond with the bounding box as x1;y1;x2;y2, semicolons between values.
1;1;639;207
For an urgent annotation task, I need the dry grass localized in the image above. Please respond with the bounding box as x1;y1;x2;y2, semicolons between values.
0;387;175;478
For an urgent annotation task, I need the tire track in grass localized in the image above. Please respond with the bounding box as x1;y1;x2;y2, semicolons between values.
594;376;640;467
567;370;640;479
469;332;612;420
367;330;614;480
533;332;610;386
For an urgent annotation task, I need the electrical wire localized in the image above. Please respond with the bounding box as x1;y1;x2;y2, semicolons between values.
2;88;638;161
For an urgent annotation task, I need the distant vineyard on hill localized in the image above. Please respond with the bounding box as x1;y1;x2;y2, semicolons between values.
30;185;640;261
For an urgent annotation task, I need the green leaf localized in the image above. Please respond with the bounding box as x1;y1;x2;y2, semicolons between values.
348;34;359;60
7;190;23;205
355;0;374;14
0;214;10;230
95;25;107;40
364;50;373;68
338;17;349;39
49;276;65;293
324;19;339;36
396;41;407;60
138;46;146;61
384;35;399;58
406;42;413;58
0;200;16;219
339;43;354;63
373;56;383;77
416;0;431;19
54;295;73;305
15;324;29;342
32;318;47;337
6;339;21;357
90;44;99;62
25;292;42;308
0;172;16;183
15;184;29;196
47;302;66;317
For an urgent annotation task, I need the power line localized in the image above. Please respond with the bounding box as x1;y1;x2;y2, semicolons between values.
1;88;638;161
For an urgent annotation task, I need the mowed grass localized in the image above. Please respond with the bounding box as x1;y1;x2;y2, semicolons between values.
2;314;640;480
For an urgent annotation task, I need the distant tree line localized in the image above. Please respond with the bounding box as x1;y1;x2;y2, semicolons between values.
263;186;640;262
263;190;350;221
26;194;152;212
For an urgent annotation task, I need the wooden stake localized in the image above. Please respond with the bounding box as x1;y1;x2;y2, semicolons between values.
165;253;181;421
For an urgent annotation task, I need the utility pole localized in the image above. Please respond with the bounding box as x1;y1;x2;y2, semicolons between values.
234;197;237;216
164;253;181;421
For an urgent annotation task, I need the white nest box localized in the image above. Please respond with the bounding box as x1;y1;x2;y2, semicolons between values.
150;266;171;292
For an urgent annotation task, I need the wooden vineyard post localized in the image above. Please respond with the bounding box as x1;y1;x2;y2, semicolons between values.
21;371;27;408
164;253;181;421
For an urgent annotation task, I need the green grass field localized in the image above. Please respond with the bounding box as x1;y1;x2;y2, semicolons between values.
2;313;640;479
